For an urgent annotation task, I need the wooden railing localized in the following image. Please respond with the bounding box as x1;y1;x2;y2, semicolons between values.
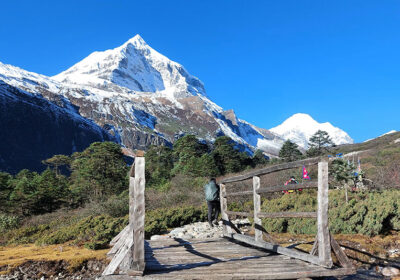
219;157;353;269
103;157;146;276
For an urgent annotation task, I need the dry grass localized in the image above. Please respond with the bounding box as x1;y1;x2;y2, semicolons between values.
0;243;108;274
267;232;400;267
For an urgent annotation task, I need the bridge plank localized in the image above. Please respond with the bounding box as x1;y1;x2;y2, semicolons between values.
100;238;355;279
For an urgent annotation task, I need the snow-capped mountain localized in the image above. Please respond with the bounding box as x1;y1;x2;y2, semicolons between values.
270;113;353;149
0;34;287;173
53;35;206;99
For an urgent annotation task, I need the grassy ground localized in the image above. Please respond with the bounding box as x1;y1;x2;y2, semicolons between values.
0;243;108;275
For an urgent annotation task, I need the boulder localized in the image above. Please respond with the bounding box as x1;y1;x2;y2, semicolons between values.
382;266;399;277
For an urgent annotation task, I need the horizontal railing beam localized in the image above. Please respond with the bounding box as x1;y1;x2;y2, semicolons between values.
257;181;318;194
220;157;321;184
226;211;252;217
258;211;317;218
225;190;253;197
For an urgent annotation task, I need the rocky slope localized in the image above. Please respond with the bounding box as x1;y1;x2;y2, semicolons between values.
0;81;116;173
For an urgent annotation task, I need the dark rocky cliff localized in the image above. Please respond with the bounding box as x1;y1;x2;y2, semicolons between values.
0;82;116;174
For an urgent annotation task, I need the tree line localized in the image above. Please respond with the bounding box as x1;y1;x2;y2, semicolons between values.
0;142;128;216
0;130;335;217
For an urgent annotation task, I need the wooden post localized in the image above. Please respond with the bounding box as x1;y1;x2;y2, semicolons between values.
317;161;333;268
220;184;232;235
128;157;146;274
119;175;136;272
253;176;262;242
129;176;135;232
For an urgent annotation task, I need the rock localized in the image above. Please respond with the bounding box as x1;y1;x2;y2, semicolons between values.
382;266;400;277
181;234;194;240
169;227;186;236
388;248;400;258
150;235;169;240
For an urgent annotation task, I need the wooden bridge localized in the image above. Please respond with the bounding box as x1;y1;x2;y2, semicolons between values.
100;157;356;279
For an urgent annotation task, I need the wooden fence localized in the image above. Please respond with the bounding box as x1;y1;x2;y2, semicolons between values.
219;157;353;269
102;157;146;276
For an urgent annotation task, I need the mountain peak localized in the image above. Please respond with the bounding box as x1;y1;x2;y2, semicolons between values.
53;35;206;97
124;34;148;48
270;113;353;149
283;113;317;124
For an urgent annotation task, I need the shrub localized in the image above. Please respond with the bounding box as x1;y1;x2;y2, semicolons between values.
0;214;20;232
3;205;208;249
254;189;400;236
99;192;129;218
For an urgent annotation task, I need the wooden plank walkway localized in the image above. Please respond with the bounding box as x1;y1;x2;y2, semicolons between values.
99;237;355;280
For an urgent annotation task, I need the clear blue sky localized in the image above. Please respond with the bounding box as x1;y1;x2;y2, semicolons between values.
1;0;399;143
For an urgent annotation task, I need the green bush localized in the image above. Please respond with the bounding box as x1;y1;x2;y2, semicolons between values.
99;192;129;218
145;205;207;237
0;214;20;232
257;189;400;236
3;205;207;249
34;215;128;247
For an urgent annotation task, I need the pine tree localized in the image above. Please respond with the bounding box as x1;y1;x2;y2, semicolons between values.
279;140;303;162
212;136;247;174
0;172;13;212
171;135;211;177
307;130;334;156
70;142;128;203
42;155;71;175
172;135;208;160
145;145;174;187
252;150;269;166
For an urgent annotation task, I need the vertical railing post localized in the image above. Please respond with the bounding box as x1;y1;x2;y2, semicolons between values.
317;161;333;267
220;184;232;236
253;176;262;242
129;157;145;273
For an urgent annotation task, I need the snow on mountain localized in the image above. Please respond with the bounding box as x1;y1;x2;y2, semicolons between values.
53;35;206;100
0;61;61;93
0;35;285;157
270;113;353;149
